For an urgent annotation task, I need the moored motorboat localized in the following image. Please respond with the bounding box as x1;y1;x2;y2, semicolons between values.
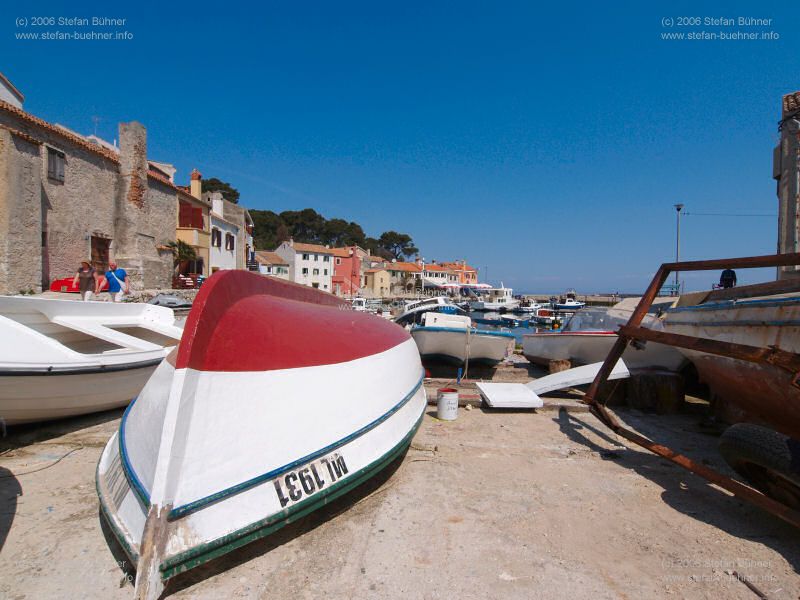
394;296;465;326
410;312;515;365
552;289;586;311
0;296;182;425
522;305;685;370
96;271;426;599
468;285;520;311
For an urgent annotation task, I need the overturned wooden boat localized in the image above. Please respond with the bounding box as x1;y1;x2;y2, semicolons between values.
96;271;426;598
0;296;182;425
411;312;515;365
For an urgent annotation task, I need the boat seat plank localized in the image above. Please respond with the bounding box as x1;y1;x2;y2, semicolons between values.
51;317;166;352
477;360;629;409
477;382;544;409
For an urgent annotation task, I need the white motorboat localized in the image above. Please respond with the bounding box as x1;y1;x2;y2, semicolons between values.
96;271;426;599
0;296;182;425
522;305;685;371
350;297;368;311
469;285;520;311
410;312;515;365
394;296;465;326
552;290;586;311
514;300;542;314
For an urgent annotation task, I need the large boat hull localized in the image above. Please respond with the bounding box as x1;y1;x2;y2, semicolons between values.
522;331;686;371
664;296;800;436
96;271;427;597
411;327;514;365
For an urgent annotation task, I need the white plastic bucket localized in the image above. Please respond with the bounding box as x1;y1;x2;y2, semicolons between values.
437;388;459;421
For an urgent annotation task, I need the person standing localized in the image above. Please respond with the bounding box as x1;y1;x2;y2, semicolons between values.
719;268;737;289
103;261;129;302
73;261;98;301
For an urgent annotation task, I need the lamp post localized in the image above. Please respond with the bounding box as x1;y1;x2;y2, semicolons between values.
674;203;684;293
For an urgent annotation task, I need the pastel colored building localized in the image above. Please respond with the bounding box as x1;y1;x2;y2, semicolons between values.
363;269;391;298
254;250;290;279
275;240;333;291
440;260;479;286
331;245;367;297
207;191;240;272
175;169;211;278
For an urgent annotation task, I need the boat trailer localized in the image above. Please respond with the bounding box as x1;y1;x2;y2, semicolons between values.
584;252;800;528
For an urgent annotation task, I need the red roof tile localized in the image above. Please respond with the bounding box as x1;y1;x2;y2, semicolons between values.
0;99;120;163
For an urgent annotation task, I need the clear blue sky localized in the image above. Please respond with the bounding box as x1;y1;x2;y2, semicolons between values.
4;1;798;293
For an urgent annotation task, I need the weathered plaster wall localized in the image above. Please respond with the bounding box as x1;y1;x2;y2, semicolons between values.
140;176;177;288
0;130;43;293
42;140;118;283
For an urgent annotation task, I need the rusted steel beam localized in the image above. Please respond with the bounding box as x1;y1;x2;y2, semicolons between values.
584;265;671;405
663;252;800;272
581;252;800;528
618;325;800;375
587;404;800;529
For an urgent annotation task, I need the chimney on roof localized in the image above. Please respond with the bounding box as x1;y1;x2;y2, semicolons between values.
190;169;202;200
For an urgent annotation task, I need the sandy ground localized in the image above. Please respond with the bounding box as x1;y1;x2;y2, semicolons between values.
1;401;798;599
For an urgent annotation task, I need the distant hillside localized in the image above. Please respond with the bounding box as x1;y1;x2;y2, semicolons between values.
248;208;418;260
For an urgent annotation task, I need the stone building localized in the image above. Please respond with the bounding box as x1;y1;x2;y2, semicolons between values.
0;98;178;294
774;90;800;280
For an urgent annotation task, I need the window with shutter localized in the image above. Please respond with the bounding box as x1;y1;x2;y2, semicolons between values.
47;148;65;182
192;207;203;229
179;201;193;228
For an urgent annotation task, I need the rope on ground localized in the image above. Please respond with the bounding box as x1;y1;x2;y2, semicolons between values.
0;446;84;478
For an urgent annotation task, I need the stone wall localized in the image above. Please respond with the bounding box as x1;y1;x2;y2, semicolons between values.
114;122;175;290
0;106;177;294
0;130;43;293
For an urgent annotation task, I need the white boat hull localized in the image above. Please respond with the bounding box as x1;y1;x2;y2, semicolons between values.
522;331;686;371
411;327;514;365
0;296;181;425
95;271;426;597
0;361;160;425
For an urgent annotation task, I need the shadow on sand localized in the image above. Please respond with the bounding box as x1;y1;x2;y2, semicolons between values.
0;466;21;552
103;448;410;596
0;407;125;452
555;408;800;573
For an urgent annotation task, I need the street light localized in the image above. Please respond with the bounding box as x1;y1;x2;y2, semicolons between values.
674;203;684;293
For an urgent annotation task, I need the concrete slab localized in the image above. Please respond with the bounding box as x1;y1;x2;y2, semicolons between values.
1;407;798;599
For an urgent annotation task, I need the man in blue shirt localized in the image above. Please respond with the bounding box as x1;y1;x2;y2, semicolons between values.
103;261;129;302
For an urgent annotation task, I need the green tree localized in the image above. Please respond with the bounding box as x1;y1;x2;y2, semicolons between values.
378;231;419;260
201;177;240;204
166;240;197;271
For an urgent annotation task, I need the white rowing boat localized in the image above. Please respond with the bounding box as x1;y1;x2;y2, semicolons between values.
96;271;426;599
0;296;182;425
410;312;515;365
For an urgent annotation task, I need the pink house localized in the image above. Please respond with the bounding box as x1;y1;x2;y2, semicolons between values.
330;246;365;297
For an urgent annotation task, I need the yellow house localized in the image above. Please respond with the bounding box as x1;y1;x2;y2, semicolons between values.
175;169;211;278
363;268;391;298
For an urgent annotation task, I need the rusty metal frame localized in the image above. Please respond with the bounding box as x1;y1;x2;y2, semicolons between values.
583;252;800;528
